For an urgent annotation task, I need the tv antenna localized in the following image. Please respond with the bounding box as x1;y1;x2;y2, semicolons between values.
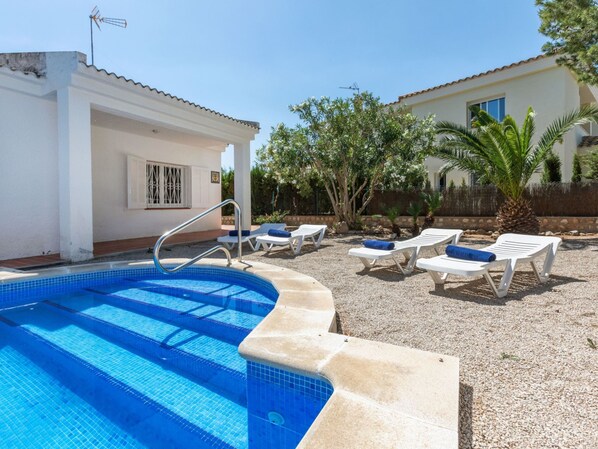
339;82;360;94
89;6;127;66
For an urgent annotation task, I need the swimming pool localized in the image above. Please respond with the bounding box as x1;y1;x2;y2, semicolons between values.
0;266;333;449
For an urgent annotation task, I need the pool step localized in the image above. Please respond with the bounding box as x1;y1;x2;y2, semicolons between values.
86;285;262;344
0;306;247;449
0;337;149;449
42;293;246;401
124;279;275;317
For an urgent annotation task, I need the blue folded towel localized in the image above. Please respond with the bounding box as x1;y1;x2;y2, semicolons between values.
363;240;395;251
268;229;292;238
445;245;496;262
228;230;251;237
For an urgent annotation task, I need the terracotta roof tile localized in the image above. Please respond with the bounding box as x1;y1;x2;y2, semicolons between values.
579;136;598;148
83;64;259;130
390;54;548;105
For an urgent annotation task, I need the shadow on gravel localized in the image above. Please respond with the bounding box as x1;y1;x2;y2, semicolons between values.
353;266;412;281
428;272;584;305
256;243;333;259
357;270;404;281
327;236;368;245
459;382;474;449
560;238;598;251
334;312;344;335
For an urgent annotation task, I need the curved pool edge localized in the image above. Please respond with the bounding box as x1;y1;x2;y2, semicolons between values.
0;259;459;449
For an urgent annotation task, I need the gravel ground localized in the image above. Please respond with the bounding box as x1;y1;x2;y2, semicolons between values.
92;234;598;449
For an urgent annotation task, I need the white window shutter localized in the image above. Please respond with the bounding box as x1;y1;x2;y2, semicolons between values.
191;166;210;208
127;155;147;209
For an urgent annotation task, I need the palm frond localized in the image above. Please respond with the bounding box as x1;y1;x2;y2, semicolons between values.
529;104;598;177
434;105;598;201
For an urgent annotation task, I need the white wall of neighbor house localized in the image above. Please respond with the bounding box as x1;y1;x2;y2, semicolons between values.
0;79;61;260
91;125;224;243
406;64;583;187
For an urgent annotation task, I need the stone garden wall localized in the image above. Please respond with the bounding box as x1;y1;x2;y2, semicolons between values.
223;215;598;233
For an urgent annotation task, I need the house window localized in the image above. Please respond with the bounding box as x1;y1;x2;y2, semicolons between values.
469;96;505;124
439;174;446;191
127;155;209;210
146;161;187;208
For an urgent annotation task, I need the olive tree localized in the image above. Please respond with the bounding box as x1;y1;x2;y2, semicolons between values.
257;92;436;228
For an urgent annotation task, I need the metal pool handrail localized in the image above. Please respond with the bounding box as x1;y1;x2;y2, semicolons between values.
153;199;243;274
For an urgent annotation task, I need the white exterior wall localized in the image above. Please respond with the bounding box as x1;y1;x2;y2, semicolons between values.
0;82;60;260
1;51;258;261
406;64;582;186
91;125;224;242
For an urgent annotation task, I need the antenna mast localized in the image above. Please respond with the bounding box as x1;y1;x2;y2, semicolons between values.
89;6;127;66
339;82;360;94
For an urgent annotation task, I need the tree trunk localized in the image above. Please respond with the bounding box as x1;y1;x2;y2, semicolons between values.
496;198;540;234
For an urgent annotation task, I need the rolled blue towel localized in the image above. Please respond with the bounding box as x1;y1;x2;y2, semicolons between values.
445;245;496;262
228;230;251;237
268;229;292;238
363;240;395;251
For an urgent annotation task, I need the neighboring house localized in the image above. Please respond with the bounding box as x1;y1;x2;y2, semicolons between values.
391;55;598;189
0;51;258;262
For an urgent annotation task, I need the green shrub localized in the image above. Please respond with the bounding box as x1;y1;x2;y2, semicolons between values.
585;149;598;180
406;201;423;236
572;153;583;183
254;210;289;225
541;151;562;184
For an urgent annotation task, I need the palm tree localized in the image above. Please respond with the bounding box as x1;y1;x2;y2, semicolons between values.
436;105;598;234
421;190;443;230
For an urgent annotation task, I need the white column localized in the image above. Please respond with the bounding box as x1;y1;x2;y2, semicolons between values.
57;87;94;261
233;141;252;229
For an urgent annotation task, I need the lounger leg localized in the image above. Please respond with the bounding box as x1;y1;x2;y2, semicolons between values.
403;248;419;274
487;259;517;298
247;239;256;251
392;257;407;274
293;237;304;255
314;229;325;248
532;244;558;283
428;270;446;285
359;258;377;269
483;273;502;297
222;242;234;250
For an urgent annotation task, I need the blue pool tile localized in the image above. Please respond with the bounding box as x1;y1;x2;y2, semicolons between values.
0;340;148;449
0;267;331;449
246;362;333;449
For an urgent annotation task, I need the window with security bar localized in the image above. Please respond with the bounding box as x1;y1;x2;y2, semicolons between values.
146;162;188;208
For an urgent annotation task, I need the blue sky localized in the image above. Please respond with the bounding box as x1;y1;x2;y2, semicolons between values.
1;1;547;168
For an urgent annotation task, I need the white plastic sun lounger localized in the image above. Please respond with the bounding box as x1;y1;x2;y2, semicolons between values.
217;223;286;250
255;224;327;255
416;233;562;298
347;228;463;275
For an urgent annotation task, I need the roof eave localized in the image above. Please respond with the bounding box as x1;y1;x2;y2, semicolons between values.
394;54;560;106
80;62;259;132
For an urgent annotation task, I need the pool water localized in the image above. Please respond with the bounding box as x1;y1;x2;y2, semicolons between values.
0;268;327;449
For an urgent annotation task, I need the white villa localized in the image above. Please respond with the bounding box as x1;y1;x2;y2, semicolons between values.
392;55;598;189
0;51;258;262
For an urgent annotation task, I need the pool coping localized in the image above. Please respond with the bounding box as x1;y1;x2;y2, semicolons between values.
0;259;459;449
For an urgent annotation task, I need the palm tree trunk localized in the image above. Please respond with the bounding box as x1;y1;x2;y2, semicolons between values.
496;198;540;234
